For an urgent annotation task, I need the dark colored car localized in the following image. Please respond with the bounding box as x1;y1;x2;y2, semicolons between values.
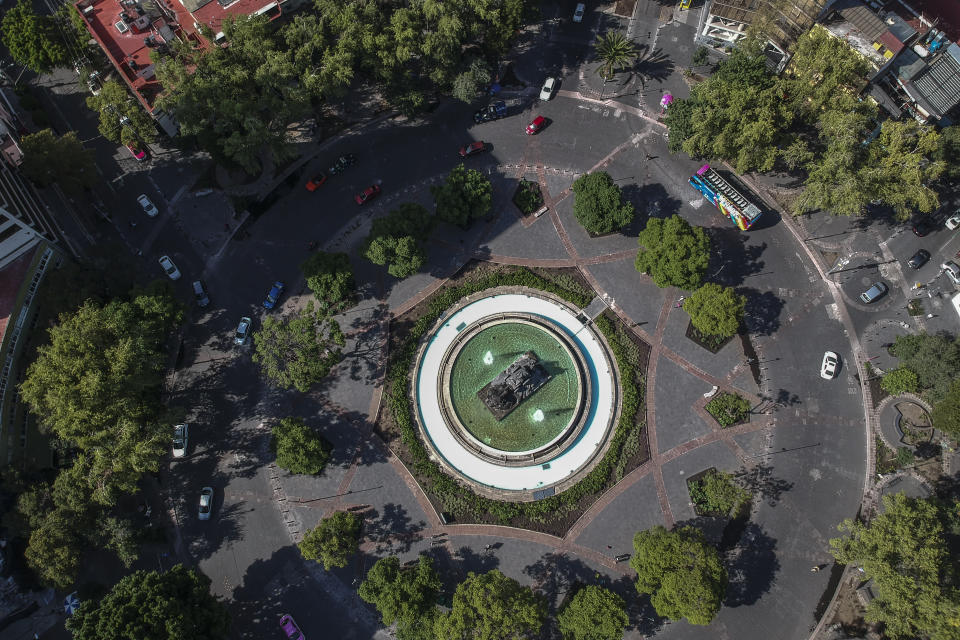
913;220;933;237
525;115;546;135
459;141;488;158
473;100;507;123
907;249;930;269
263;281;285;310
354;184;381;205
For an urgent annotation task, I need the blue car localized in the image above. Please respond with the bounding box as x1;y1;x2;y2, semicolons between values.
263;281;285;309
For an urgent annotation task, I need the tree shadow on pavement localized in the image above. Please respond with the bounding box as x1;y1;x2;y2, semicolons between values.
620;183;682;236
736;462;794;507
724;522;779;607
740;289;784;336
364;502;426;554
422;544;501;594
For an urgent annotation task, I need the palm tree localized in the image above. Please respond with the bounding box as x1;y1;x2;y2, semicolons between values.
594;32;639;80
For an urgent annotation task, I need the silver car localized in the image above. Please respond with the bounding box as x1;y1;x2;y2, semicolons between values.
172;423;188;458
235;316;252;345
158;255;181;280
859;282;887;304
198;487;213;520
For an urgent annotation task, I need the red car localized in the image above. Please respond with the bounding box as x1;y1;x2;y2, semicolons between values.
126;143;147;161
279;614;304;640
525;115;546;135
459;141;487;158
305;172;327;191
354;184;381;205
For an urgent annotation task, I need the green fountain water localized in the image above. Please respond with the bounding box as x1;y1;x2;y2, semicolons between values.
448;322;579;452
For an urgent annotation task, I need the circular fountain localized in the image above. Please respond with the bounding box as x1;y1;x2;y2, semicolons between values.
412;287;620;500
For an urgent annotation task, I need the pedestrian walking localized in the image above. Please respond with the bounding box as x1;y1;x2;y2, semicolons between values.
810;565;821;572
606;545;612;550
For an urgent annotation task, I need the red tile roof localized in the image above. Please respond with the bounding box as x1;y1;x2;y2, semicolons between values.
0;245;39;348
75;0;207;112
189;0;281;36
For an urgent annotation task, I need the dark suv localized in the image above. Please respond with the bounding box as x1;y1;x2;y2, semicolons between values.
907;249;930;269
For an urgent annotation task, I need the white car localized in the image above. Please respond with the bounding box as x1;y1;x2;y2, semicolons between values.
235;316;252;346
942;261;960;286
820;351;839;379
946;213;960;230
540;76;556;101
158;255;181;280
172;423;188;458
138;194;158;217
198;487;213;520
573;2;585;22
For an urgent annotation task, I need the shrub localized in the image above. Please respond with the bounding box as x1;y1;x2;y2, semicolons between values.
895;447;915;467
513;179;543;214
705;392;750;427
880;366;920;395
689;470;750;515
271;417;331;475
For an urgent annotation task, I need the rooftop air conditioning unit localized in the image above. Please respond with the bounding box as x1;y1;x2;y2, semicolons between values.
82;5;95;15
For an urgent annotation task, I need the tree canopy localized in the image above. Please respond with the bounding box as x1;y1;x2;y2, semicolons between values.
631;525;727;625
684;283;745;338
300;251;355;311
66;565;230;640
635;215;711;289
20;290;181;504
932;378;960;440
556;585;628;640
20;129;98;197
86;80;157;146
434;570;546;640
664;28;944;218
359;555;441;640
888;333;960;404
431;165;493;228
1;0;70;74
364;203;433;278
252;301;344;392
830;493;960;639
571;171;634;234
156;15;308;173
271;417;331;475
298;510;362;570
880;366;920;396
594;32;638;80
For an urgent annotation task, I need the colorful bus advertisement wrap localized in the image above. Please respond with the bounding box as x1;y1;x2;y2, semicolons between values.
688;164;763;230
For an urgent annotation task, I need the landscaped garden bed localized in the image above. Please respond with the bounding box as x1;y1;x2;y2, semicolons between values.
685;320;736;353
512;179;544;218
705;392;750;428
376;260;651;536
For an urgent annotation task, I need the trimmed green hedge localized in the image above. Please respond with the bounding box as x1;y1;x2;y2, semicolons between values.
386;267;645;526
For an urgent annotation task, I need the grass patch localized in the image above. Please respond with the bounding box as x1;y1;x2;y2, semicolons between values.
907;299;924;316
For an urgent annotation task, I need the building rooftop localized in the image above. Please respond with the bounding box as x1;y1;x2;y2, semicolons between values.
907;42;960;116
0;243;39;346
76;0;205;112
190;0;282;38
895;0;960;45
